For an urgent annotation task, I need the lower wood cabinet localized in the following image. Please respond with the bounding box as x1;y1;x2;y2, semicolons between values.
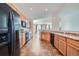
54;34;66;56
54;34;79;56
40;32;50;42
67;38;79;56
21;33;26;48
54;35;59;49
59;40;66;56
67;44;79;56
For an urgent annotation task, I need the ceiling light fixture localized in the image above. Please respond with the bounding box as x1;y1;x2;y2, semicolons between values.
45;8;48;11
30;8;33;11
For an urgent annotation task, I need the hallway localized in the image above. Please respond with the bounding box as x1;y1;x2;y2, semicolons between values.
20;32;62;56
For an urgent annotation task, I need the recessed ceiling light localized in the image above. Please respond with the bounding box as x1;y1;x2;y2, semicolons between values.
45;8;48;11
30;8;33;11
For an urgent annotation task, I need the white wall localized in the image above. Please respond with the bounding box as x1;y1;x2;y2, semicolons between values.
52;15;60;31
59;4;79;32
33;4;79;32
33;16;60;31
33;16;52;24
33;17;53;31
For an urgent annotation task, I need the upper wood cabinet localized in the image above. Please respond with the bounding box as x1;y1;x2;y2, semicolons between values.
7;3;27;20
21;16;26;21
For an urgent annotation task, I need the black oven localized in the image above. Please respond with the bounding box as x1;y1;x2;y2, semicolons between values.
21;21;26;28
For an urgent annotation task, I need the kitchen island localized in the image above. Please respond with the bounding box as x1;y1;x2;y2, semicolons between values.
40;31;79;56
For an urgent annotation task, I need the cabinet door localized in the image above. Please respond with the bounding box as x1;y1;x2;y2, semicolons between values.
22;33;26;46
67;44;79;56
54;35;59;49
21;33;26;48
41;32;50;42
59;40;66;56
67;38;79;56
41;32;45;40
46;33;50;42
42;34;45;40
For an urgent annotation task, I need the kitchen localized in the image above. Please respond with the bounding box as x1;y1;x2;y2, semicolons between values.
0;3;79;56
0;3;32;56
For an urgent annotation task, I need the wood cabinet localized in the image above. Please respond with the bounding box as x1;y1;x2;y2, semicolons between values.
20;14;27;48
58;36;66;55
67;38;79;48
67;38;79;56
7;3;27;20
59;39;66;55
54;34;79;56
67;44;79;56
54;35;59;49
54;35;66;55
21;32;26;48
40;32;50;42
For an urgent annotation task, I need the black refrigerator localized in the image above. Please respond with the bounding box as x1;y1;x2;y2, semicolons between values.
8;10;21;56
0;4;21;56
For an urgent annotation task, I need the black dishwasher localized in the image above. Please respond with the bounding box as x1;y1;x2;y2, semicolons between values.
50;33;54;47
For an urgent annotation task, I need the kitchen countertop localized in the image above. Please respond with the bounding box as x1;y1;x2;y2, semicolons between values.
52;32;79;41
40;30;79;41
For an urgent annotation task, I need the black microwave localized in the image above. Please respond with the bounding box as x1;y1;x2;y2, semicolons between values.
21;21;26;28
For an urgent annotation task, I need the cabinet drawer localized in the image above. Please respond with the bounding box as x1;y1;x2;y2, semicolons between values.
41;32;50;42
54;35;59;40
67;38;79;48
59;35;66;41
67;43;79;56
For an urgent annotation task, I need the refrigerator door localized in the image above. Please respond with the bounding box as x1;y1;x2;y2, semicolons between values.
8;10;21;56
12;11;21;56
8;10;15;56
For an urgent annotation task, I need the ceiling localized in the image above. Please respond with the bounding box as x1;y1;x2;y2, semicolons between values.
15;3;65;21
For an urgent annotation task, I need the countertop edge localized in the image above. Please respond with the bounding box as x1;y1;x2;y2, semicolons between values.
53;32;79;41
